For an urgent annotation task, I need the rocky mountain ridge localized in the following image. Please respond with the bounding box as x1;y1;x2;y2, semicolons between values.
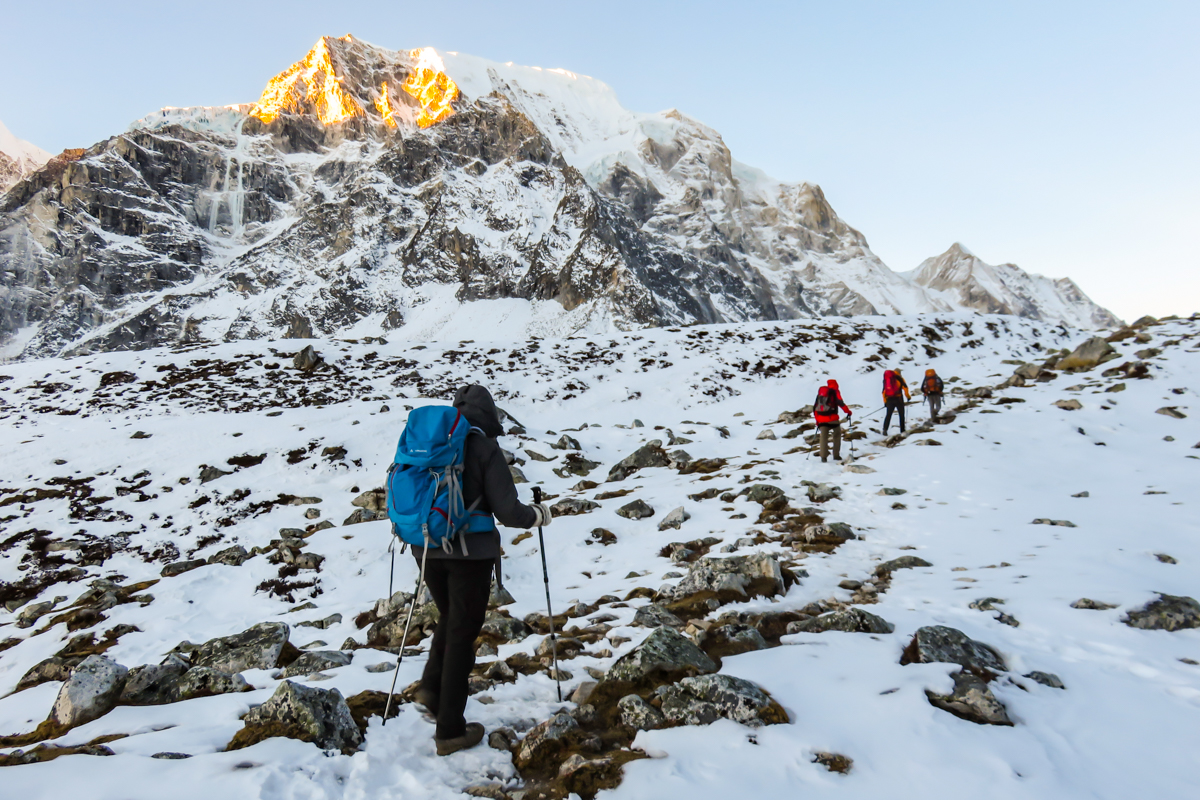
0;121;51;194
0;36;1118;360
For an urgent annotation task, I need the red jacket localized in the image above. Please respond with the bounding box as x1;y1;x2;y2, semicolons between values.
814;380;851;425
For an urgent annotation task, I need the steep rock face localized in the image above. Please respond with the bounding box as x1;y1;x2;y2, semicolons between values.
0;120;51;193
0;37;1116;359
908;243;1120;329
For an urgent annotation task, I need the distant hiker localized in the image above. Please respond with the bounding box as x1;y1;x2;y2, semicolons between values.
921;368;945;422
813;379;852;462
406;385;552;755
882;368;911;435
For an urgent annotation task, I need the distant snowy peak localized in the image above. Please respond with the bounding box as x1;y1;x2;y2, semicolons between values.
0;120;51;192
909;243;1121;329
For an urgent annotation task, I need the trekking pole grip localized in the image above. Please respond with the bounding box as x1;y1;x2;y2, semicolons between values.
533;486;542;504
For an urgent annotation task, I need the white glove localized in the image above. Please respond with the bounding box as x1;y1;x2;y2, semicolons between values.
531;503;553;528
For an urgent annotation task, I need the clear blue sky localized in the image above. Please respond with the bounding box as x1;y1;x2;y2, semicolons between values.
2;0;1197;321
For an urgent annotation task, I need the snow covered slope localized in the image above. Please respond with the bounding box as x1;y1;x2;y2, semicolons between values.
0;312;1196;798
0;36;1117;360
0;121;51;193
909;243;1121;329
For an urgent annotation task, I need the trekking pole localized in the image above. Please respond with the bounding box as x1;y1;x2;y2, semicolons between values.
383;537;428;726
532;486;562;702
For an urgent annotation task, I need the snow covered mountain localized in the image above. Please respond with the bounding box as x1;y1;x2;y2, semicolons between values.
0;36;1116;360
0;121;51;194
908;243;1121;329
0;312;1196;797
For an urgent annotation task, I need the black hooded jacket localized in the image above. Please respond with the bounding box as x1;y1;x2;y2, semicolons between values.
412;385;537;560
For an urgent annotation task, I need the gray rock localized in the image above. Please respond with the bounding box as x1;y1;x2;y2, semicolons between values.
788;608;894;634
365;662;394;674
902;626;1006;674
570;681;598;705
661;553;786;607
489;582;516;608
1071;598;1118;610
618;694;665;731
1032;518;1077;527
602;626;717;687
607;441;671;482
208;545;251;566
632;604;685;629
657;506;691;531
874;555;933;576
552;434;582;451
51;655;129;728
514;712;592;770
1055;337;1118;371
741;484;786;504
119;660;189;705
843;463;875;474
480;611;531;643
242;680;362;753
161;559;207;577
176;667;250;700
551;497;600;516
1123;594;1200;631
703;623;768;656
616;499;655;519
281;650;352;678
805;482;841;503
1054;399;1083;411
15;598;60;628
756;429;777;440
351;488;387;512
878;487;907;496
192;622;291;673
16;657;74;692
342;508;385;526
656;674;783;727
926;670;1013;725
1156;407;1187;419
509;465;528;484
553;453;602;478
293;345;323;372
296;613;342;630
1024;671;1065;689
199;465;232;484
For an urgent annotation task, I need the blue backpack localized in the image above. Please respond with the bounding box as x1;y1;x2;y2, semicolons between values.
386;405;495;553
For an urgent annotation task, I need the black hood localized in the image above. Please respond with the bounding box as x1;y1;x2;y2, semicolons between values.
453;384;504;437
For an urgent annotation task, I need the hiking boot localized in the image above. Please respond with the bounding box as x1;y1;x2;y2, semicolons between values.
436;722;485;756
413;685;438;721
820;457;827;463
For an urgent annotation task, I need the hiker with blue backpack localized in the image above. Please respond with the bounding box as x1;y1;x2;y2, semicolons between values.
384;385;552;755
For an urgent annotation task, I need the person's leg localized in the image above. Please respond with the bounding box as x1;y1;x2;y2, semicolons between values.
418;558;451;713
883;403;894;434
819;425;829;460
931;395;942;421
832;424;842;460
434;558;493;740
899;400;906;432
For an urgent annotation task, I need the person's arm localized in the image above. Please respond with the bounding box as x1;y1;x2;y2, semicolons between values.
478;438;538;529
902;379;912;400
838;391;851;415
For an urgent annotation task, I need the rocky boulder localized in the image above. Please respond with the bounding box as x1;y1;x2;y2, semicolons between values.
231;680;362;754
119;658;189;705
597;626;716;701
607;441;671;482
701;623;768;659
657;507;690;531
616;499;655;519
551;497;600;516
901;626;1006;675
926;670;1013;726
192;622;295;673
176;667;250;700
15;657;74;693
514;712;596;770
632;604;685;629
788;608;894;634
1055;337;1118;371
51;655;128;729
655;674;788;728
618;694;665;731
1122;594;1200;631
280;650;353;678
659;553;786;616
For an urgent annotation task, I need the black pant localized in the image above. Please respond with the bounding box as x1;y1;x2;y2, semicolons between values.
416;557;493;739
883;397;906;433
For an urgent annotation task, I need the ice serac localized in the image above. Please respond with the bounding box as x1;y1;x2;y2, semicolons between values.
0;37;1115;359
0;120;52;193
907;243;1120;329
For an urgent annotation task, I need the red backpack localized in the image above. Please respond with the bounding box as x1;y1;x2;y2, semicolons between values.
814;387;836;416
883;370;900;398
